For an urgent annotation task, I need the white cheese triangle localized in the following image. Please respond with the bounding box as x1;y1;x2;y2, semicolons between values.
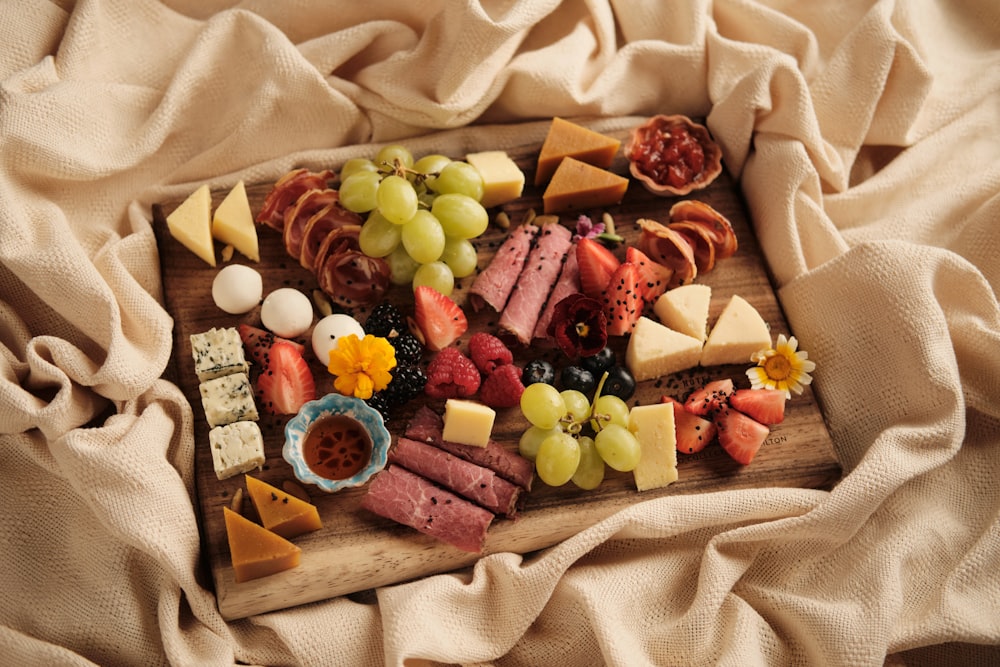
212;180;259;262
653;284;712;342
700;294;771;366
166;183;215;267
625;316;703;382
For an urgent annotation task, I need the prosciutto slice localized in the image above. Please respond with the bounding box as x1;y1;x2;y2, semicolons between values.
468;223;538;313
532;245;580;340
498;222;573;345
361;464;494;553
299;200;363;271
257;168;334;231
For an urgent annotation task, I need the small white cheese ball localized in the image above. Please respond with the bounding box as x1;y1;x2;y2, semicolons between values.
260;287;313;338
311;314;365;365
211;264;263;314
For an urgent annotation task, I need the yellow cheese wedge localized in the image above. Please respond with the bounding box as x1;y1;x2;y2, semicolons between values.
441;399;496;448
166;183;215;267
626;316;703;382
244;475;322;540
223;506;301;583
654;284;712;342
628;402;678;492
535;117;621;186
212;180;260;262
700;295;771;366
466;151;525;209
542;158;629;215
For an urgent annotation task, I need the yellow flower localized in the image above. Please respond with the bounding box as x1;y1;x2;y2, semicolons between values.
327;333;397;400
746;334;816;399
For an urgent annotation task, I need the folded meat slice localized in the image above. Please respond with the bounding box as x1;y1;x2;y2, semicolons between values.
389;437;522;517
468;223;538;313
257;168;334;231
361;464;494;553
498;222;573;345
532;245;580;340
299;200;363;271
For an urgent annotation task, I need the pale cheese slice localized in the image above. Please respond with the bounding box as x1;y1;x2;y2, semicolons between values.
166;183;215;267
466;151;525;209
654;284;712;342
625;316;703;382
700;294;771;366
628;402;678;492
442;399;496;448
212;180;260;262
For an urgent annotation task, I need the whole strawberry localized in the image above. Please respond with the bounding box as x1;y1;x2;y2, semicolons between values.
477;363;525;408
468;332;514;375
424;347;481;399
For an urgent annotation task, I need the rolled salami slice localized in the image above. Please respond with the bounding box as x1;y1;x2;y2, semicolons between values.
468;223;538;313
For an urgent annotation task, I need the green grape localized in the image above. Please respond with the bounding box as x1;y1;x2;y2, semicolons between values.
375;144;414;172
385;245;421;286
560;389;591;425
519;382;566;430
535;432;581;487
518;425;562;461
440;237;478;278
432;161;484;201
431;193;489;239
376;175;419;225
401;210;446;264
340;157;378;181
571;435;605;490
412;261;455;296
594;424;642;472
339;171;381;213
412;154;452;190
590;394;630;432
358;210;402;258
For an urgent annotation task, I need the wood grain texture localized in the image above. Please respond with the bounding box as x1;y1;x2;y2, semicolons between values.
152;124;841;620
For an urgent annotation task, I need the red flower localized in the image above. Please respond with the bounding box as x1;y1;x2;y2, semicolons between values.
547;293;608;358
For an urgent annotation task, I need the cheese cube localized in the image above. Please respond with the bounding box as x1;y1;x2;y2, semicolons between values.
654;284;712;342
441;399;496;448
208;421;265;480
626;316;703;382
212;180;260;262
700;295;771;366
628;402;678;492
200;372;258;427
190;327;249;382
166;183;215;267
466;151;525;208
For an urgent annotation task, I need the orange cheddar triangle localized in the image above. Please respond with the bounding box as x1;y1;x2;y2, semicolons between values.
535;117;621;186
223;506;301;583
542;157;629;215
244;475;323;540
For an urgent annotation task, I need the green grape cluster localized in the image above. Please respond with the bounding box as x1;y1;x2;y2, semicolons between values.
339;145;488;296
517;373;642;489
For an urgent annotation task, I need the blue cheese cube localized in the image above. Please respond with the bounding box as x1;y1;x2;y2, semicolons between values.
199;372;258;427
190;327;249;382
208;421;265;480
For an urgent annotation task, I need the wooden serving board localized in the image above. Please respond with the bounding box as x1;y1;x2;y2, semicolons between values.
153;124;840;620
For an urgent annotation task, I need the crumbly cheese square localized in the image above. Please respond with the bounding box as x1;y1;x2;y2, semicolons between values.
208;421;265;480
199;372;258;427
190;327;249;382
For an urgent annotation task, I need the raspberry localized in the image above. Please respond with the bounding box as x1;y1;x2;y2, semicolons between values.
478;363;525;408
424;348;481;399
468;332;513;375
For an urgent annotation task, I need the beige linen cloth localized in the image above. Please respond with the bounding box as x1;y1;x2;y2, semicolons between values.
2;1;998;665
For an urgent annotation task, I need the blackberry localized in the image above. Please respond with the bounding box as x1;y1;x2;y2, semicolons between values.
366;391;393;421
365;302;405;337
390;332;423;366
522;359;556;386
384;365;427;407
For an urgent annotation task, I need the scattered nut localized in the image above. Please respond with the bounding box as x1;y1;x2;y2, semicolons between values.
282;479;310;503
312;289;333;317
220;245;235;262
522;208;537;226
229;487;244;514
602;212;617;236
495;211;510;230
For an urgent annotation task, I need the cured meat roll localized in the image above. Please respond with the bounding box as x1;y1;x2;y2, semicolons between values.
468;223;538;313
257;168;334;231
532;245;580;340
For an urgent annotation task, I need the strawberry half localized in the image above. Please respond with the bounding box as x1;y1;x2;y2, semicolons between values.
602;261;644;336
714;406;769;465
576;237;620;300
661;396;717;455
256;339;316;415
413;286;468;352
238;323;306;367
729;388;786;425
684;378;734;416
626;246;673;303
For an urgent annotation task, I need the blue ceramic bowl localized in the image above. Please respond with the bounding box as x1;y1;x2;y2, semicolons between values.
283;393;390;493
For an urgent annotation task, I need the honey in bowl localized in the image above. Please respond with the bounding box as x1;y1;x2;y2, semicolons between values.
302;414;373;480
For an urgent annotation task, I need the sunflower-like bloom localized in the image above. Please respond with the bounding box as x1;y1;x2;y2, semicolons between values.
746;334;816;399
327;334;396;400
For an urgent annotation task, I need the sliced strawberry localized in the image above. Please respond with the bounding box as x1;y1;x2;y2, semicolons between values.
601;261;644;336
662;396;717;454
256;340;316;415
625;246;673;303
684;378;734;416
238;323;306;366
576;237;620;300
729;388;786;425
714;406;769;465
412;286;468;352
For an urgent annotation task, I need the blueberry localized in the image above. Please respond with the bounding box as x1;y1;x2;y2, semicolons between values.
560;365;596;396
522;359;555;386
599;365;636;400
580;346;616;376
